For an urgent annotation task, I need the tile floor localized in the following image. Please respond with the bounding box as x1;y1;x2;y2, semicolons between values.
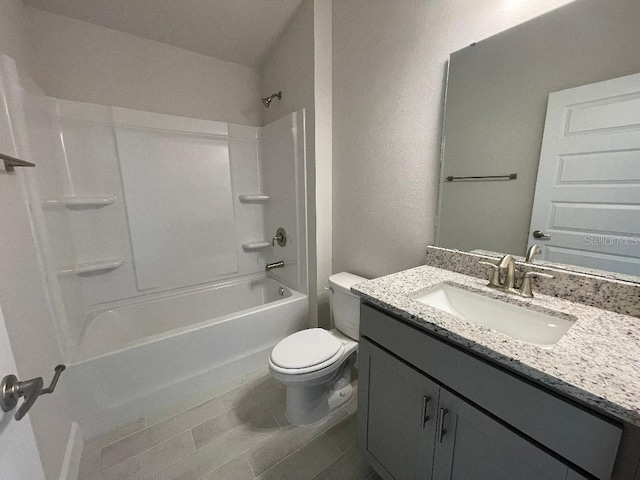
79;366;381;480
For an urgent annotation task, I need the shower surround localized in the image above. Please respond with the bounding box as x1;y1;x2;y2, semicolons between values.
10;66;309;436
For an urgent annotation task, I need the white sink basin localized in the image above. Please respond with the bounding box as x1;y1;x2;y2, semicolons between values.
412;283;574;348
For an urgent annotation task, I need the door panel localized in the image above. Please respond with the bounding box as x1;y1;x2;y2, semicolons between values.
433;389;568;480
530;72;640;275
0;309;45;480
566;471;589;480
0;54;61;480
361;340;439;480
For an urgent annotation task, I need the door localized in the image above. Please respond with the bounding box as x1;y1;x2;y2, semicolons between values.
566;472;589;480
529;72;640;275
0;308;45;479
432;388;569;480
359;339;439;480
0;55;60;479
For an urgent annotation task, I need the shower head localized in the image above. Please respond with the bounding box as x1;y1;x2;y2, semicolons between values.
261;91;282;108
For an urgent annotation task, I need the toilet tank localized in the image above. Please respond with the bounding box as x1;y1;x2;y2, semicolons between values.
328;272;367;340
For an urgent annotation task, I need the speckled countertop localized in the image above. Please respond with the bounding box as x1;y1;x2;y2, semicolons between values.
352;265;640;427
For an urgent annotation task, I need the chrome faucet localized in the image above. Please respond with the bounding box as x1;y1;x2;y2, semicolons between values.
479;254;516;291
497;254;517;290
522;245;555;297
265;260;285;271
525;244;542;263
479;253;554;297
519;270;554;298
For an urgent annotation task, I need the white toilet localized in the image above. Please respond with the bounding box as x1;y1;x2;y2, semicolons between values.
269;272;366;425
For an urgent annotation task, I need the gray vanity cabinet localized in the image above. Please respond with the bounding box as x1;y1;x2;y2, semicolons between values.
359;339;572;480
358;303;621;480
432;388;571;480
362;339;439;479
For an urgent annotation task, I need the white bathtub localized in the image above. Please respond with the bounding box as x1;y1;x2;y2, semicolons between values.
65;274;308;437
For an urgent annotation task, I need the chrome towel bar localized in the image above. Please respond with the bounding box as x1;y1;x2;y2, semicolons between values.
445;173;516;182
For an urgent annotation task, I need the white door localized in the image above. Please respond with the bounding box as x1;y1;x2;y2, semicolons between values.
0;307;46;480
0;56;51;480
529;73;640;275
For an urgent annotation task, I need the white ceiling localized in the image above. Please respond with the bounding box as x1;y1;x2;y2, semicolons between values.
22;0;305;68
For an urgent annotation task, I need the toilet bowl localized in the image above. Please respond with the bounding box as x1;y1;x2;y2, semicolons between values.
269;272;366;425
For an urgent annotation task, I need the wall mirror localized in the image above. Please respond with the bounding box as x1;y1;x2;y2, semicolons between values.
436;0;640;280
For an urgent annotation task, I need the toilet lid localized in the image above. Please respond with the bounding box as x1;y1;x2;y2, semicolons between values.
271;328;343;369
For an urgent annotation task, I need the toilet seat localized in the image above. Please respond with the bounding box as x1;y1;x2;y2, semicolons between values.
270;328;345;374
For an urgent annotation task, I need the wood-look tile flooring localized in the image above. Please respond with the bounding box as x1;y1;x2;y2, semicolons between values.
79;366;380;480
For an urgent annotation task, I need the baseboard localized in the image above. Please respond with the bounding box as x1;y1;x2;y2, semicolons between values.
58;422;83;480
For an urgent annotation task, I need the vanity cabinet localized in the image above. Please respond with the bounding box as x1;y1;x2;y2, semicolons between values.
433;387;582;480
364;339;439;479
358;304;622;480
361;340;581;480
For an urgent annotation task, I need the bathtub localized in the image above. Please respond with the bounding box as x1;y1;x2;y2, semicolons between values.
65;274;308;437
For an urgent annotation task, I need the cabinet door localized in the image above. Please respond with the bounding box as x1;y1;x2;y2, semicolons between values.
433;388;569;480
359;339;440;480
566;471;589;480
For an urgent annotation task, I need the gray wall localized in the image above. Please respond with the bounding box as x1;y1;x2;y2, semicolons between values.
260;0;336;329
438;0;640;256
0;0;31;73
261;0;318;327
24;6;263;126
332;0;574;279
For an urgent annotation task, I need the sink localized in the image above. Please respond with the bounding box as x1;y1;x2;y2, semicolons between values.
412;283;574;348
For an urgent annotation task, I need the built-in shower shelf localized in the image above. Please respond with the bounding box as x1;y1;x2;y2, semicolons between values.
59;257;125;275
44;196;116;207
242;241;271;251
238;194;270;203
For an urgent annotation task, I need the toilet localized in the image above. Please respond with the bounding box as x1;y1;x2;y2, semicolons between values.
269;272;366;425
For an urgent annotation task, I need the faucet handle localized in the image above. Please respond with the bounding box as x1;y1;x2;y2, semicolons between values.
524;271;554;280
478;260;501;288
520;271;555;297
478;260;499;269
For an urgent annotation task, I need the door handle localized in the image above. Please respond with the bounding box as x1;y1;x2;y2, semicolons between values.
1;365;65;420
438;407;449;443
421;395;432;428
532;230;551;240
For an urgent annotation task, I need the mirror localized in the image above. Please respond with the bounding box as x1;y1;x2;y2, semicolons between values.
436;0;640;279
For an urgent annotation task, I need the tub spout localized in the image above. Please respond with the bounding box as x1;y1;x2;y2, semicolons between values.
266;261;285;271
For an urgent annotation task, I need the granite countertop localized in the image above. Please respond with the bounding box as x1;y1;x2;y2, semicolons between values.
352;265;640;427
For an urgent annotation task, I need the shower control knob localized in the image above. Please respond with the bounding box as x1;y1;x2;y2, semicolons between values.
272;227;287;247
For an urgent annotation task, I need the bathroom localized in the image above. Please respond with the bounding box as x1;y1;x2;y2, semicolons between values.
1;0;639;479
